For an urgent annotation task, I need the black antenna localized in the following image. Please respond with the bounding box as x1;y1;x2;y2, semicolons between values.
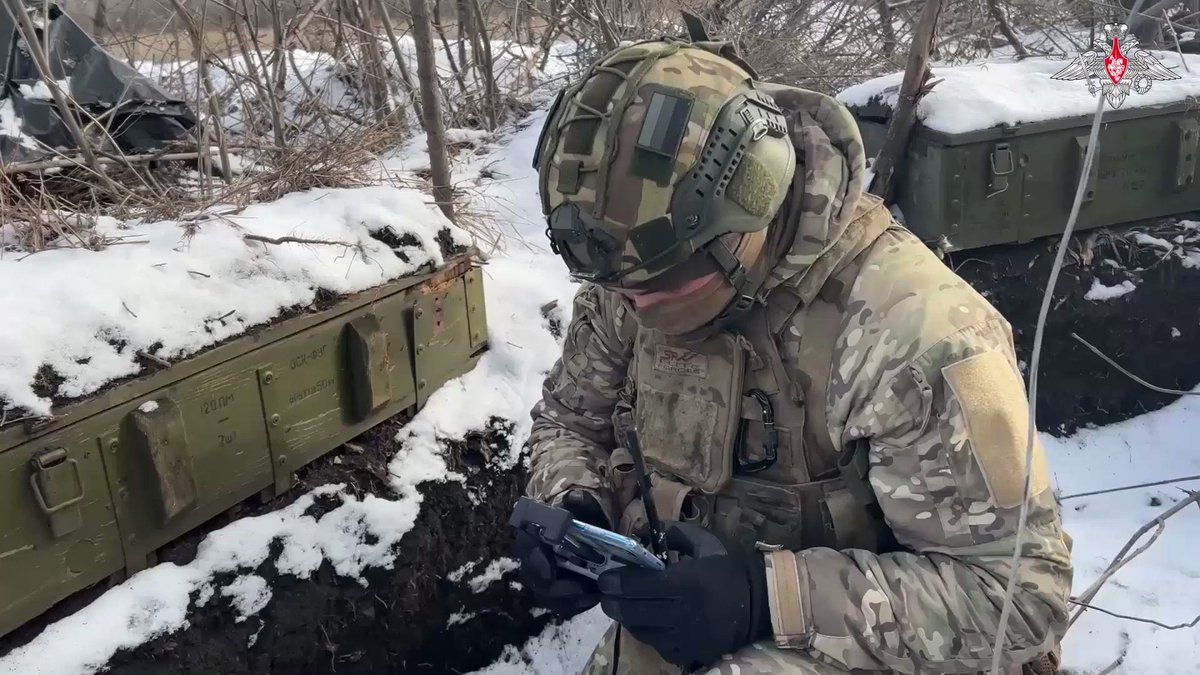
616;413;666;559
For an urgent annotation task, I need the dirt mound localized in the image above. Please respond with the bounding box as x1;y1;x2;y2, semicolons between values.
950;222;1200;436
51;416;547;675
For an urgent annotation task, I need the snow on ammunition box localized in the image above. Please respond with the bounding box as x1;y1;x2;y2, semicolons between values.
0;186;488;639
839;53;1200;250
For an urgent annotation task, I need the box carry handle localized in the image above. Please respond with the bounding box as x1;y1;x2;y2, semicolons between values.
29;448;86;538
987;143;1015;199
1174;119;1199;190
1073;135;1098;204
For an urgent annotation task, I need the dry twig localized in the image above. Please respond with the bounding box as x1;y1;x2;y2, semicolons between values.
1068;489;1200;629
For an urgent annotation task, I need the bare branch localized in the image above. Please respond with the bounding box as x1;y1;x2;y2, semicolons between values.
1070;599;1200;631
1060;474;1200;501
1069;489;1200;629
244;234;357;246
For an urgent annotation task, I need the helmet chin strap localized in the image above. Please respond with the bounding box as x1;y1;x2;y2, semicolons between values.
704;233;772;331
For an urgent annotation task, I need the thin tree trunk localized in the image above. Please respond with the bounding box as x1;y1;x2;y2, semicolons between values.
269;0;293;142
374;0;420;99
431;0;469;94
456;0;470;73
93;0;110;37
868;0;943;203
469;0;498;129
167;0;233;185
876;0;897;58
409;0;456;222
986;0;1029;58
536;0;566;70
345;0;393;124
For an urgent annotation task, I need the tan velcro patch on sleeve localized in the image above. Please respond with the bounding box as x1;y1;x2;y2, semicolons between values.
942;350;1051;509
763;551;809;643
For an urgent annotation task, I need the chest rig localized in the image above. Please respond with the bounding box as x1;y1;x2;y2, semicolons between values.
612;194;897;555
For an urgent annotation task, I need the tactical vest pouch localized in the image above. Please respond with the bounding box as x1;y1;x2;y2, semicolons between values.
618;472;705;539
711;475;883;553
634;332;746;494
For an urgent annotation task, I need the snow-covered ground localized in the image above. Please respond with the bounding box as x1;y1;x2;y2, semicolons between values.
838;50;1200;134
5;67;1200;675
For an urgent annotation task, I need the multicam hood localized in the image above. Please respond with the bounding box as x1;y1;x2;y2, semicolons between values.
534;39;795;288
757;82;871;296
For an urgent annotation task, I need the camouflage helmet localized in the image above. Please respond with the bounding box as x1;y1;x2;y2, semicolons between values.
532;39;796;293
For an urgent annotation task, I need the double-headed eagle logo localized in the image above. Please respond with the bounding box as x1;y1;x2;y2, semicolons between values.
1051;23;1180;109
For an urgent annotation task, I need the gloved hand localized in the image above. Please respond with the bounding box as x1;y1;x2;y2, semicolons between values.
596;522;772;669
512;490;609;618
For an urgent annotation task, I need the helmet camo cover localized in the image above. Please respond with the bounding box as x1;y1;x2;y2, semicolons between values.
534;39;796;287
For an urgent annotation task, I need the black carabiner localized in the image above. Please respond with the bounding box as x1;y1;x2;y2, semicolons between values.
735;388;778;473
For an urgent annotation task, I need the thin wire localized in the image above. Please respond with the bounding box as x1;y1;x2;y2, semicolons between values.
987;6;1144;673
1071;332;1200;396
1060;474;1200;501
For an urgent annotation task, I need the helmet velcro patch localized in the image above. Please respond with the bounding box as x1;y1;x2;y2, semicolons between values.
727;154;776;218
637;91;692;158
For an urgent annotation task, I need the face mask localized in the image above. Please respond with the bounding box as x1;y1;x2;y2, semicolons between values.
615;229;768;336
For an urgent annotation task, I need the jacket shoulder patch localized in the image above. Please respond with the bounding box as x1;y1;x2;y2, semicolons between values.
941;350;1050;509
653;344;709;377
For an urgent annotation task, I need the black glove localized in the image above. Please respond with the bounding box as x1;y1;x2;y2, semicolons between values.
512;490;609;618
596;522;772;669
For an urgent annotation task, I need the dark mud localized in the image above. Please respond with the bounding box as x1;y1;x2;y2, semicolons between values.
950;220;1200;435
109;416;546;675
1;414;550;675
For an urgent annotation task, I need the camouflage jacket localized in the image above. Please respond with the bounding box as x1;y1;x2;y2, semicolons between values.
526;83;1073;674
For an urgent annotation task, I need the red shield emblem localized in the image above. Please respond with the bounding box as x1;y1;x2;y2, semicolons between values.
1105;37;1127;85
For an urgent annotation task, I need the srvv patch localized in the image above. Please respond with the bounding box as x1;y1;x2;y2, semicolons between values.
653;345;709;377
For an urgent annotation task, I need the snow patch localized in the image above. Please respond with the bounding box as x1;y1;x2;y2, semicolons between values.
448;559;482;583
18;80;70;101
0;185;467;417
1084;279;1136;301
0;98;38;150
447;611;478;627
1048;389;1200;674
838;53;1200;134
446;128;494;145
247;620;265;648
221;574;272;623
466;608;610;675
468;558;520;593
138;400;159;414
1133;232;1174;251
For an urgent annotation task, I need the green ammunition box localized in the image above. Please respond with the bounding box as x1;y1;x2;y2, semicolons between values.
0;255;488;638
848;98;1200;250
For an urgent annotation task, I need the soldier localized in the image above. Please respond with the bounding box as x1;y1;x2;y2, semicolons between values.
514;32;1072;675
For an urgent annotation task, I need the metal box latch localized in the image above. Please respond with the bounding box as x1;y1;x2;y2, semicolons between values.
29;448;85;538
988;143;1015;198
